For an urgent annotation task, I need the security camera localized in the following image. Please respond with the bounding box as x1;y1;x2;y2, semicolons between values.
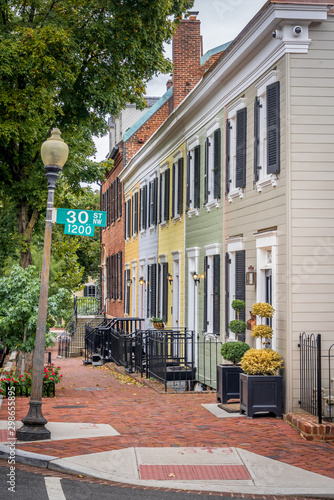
272;30;283;39
292;26;303;36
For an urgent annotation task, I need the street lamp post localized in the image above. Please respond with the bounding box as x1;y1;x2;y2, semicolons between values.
16;128;68;441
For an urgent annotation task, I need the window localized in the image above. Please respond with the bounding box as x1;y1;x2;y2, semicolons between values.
124;198;131;240
172;158;184;219
105;178;122;226
225;248;245;340
139;184;147;231
84;285;96;297
148;176;158;227
147;263;157;318
159;167;170;224
186;144;201;215
226;100;247;201
203;246;220;335
204;128;221;207
124;268;130;315
254;77;280;191
106;252;122;300
158;262;168;322
132;191;138;237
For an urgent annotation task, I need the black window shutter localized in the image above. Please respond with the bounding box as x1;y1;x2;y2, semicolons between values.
84;286;87;297
148;182;152;227
186;151;191;209
162;263;168;323
113;254;117;299
139;188;142;232
213;254;220;335
110;183;114;223
194;145;201;208
213;128;221;199
126;270;130;315
143;184;147;229
203;256;208;332
118;179;122;218
172;163;176;218
106;257;109;299
113;180;116;223
124;201;127;239
267;81;280;174
128;199;131;238
236;108;247;189
151;264;157;317
124;270;127;314
254;97;261;182
164;168;170;221
153;177;158;225
225;253;230;336
225;120;231;194
118;252;122;300
115;179;118;220
134;192;138;234
159;173;162;224
204;138;209;204
147;265;150;318
106;188;110;225
177;158;184;215
110;254;113;300
235;250;246;321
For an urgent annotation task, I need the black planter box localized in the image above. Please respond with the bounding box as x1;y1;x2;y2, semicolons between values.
239;373;282;418
217;365;243;404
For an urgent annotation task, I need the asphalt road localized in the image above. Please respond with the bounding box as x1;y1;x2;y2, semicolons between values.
0;465;248;500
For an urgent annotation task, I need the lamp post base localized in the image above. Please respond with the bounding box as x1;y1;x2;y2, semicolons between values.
16;400;51;441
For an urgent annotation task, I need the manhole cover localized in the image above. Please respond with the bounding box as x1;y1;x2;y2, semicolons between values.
75;387;106;391
53;405;89;409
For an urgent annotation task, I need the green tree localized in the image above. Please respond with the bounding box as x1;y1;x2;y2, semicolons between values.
0;265;72;372
0;0;194;267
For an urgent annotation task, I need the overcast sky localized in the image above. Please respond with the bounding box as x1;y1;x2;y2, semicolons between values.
94;0;266;161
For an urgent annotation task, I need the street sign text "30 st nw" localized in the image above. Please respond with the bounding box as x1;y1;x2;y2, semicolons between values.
56;208;107;237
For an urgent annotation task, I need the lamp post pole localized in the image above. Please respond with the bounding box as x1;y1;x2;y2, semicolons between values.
16;129;68;441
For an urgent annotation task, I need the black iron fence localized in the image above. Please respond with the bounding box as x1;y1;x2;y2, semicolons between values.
3;381;55;398
84;323;222;392
76;296;100;316
299;332;334;423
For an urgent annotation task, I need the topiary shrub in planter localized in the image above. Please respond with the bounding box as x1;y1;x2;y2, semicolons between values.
239;302;284;418
228;300;247;342
217;341;250;404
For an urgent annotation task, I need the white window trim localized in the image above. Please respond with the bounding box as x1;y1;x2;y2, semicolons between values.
206;118;220;138
226;236;244;340
205;243;220;257
187;135;200;151
227;98;246;203
255;71;278;193
173;149;182;162
255;230;277;350
187;208;199;218
206;199;220;211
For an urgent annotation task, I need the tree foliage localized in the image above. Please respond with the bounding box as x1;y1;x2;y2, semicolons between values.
0;0;194;266
0;265;72;352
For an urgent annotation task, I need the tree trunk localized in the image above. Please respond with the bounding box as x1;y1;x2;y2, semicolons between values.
17;199;39;268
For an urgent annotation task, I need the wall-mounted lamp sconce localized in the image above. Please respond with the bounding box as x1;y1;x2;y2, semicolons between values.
139;277;146;286
127;278;132;288
192;271;200;286
167;273;173;285
246;265;256;286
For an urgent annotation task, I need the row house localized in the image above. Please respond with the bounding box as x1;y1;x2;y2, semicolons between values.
113;0;334;413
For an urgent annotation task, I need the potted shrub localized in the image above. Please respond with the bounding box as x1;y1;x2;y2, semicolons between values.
239;302;284;418
217;341;250;404
228;300;247;341
150;317;164;329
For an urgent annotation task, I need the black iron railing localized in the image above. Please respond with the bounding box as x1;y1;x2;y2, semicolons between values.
76;297;100;316
299;332;334;423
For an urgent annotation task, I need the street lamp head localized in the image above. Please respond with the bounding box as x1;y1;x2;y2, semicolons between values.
41;128;69;168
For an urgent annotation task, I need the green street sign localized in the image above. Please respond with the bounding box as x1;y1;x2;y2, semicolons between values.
56;208;107;227
64;223;95;237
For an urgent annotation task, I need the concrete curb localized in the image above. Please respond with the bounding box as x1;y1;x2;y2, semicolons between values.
0;444;58;469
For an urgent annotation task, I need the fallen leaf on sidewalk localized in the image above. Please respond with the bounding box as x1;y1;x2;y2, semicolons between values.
168;473;175;478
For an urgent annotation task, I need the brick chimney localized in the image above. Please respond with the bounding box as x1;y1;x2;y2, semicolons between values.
172;12;202;110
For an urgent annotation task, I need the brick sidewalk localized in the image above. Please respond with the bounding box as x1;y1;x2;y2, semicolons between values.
1;346;333;481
